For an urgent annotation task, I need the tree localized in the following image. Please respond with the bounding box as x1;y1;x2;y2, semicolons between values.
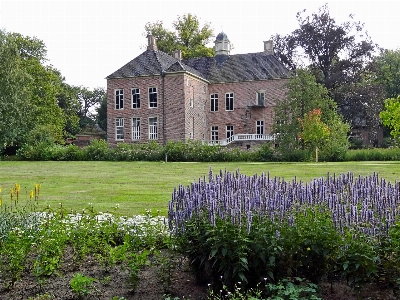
380;96;400;143
144;13;214;59
74;86;106;128
21;59;66;143
298;108;330;162
0;30;85;150
273;69;349;161
56;76;81;137
373;49;400;99
96;94;107;131
0;29;33;150
271;4;381;144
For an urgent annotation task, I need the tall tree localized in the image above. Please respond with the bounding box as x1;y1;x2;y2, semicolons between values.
373;49;400;99
55;74;81;137
74;86;105;128
273;69;349;161
271;4;380;146
380;95;400;144
96;94;107;131
0;30;33;150
144;13;214;59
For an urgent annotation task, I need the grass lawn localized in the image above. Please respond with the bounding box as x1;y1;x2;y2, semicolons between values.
0;161;399;216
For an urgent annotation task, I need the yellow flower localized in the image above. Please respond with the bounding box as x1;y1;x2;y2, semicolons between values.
30;190;34;199
0;186;2;193
0;197;2;206
307;247;311;251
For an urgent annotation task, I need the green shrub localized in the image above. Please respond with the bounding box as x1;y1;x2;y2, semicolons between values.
81;139;110;161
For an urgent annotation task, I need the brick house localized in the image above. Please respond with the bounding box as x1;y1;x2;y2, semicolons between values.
106;32;290;149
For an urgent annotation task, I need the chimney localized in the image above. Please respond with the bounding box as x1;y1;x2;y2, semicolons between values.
264;40;274;55
173;49;182;61
147;35;158;51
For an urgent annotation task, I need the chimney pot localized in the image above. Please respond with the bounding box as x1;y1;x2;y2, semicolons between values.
147;35;157;51
264;40;274;55
173;49;182;61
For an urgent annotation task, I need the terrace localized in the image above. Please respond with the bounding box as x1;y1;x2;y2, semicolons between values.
206;133;276;146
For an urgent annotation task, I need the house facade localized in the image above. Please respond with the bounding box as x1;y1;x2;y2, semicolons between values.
106;32;290;148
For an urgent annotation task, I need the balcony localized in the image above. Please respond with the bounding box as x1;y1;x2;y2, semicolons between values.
206;133;275;146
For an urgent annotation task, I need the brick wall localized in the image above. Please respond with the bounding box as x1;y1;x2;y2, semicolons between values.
207;79;288;139
107;76;167;146
107;74;288;145
183;75;208;141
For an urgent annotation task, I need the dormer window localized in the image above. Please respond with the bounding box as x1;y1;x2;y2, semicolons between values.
257;91;265;106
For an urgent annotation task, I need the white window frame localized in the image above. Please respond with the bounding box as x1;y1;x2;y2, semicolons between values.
256;120;264;135
257;90;265;106
115;89;124;110
211;126;218;141
149;87;158;108
190;98;194;108
226;125;234;139
131;88;140;109
115;118;124;140
149;117;158;140
132;117;140;140
210;94;218;112
225;92;234;111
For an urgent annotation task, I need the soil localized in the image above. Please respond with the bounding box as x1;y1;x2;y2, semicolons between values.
0;247;395;300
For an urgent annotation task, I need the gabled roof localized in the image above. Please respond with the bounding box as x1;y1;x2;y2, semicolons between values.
107;49;290;83
106;50;206;81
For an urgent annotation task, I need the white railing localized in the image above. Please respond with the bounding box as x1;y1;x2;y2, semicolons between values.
206;134;275;146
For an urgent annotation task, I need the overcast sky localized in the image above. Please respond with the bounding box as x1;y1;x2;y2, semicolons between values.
1;0;399;90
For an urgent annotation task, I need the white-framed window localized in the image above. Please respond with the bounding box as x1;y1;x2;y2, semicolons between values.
115;118;124;140
256;120;264;135
149;87;157;108
257;91;265;106
210;94;218;112
115;89;123;110
131;88;140;109
190;98;194;108
225;93;234;111
149;117;158;140
226;125;234;139
211;126;218;141
132;117;140;140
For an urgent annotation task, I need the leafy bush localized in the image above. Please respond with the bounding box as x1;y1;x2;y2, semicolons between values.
345;148;400;161
81;139;110;161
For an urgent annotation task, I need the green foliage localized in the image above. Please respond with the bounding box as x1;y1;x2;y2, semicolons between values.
27;293;55;300
33;216;69;278
74;86;106;128
273;69;349;161
337;231;381;289
144;13;215;59
374;49;400;99
0;29;33;150
380;95;400;142
81;139;110;161
0;228;34;289
96;93;107;131
69;273;97;298
344;148;400;161
278;206;341;283
264;277;322;300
